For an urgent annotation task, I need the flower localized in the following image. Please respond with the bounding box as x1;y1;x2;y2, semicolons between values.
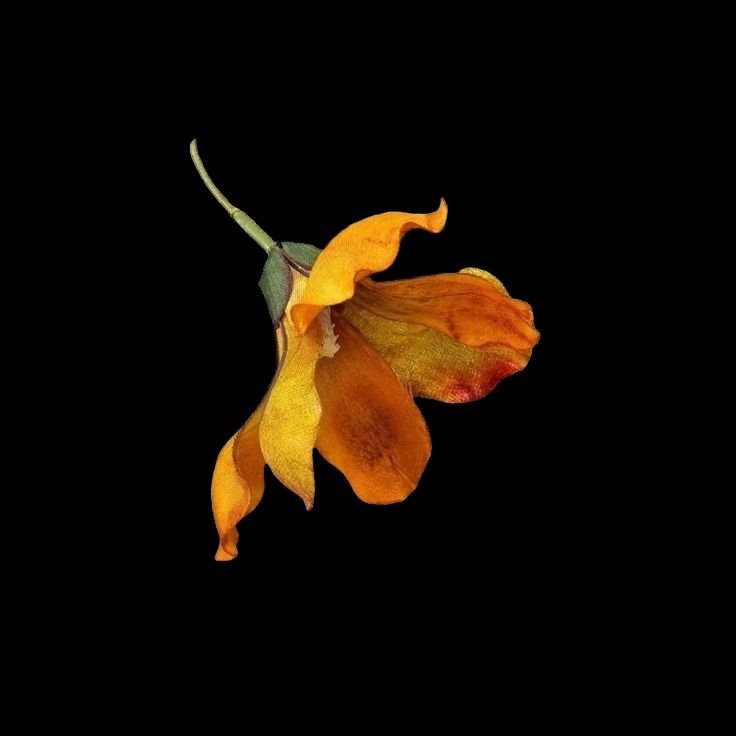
190;141;539;561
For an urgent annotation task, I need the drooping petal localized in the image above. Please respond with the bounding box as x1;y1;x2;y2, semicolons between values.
291;200;448;334
351;271;539;351
259;273;325;509
211;405;266;561
340;300;531;403
314;313;431;504
339;268;538;403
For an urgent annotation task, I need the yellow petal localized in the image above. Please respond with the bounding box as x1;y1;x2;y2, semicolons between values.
459;266;509;296
211;405;266;561
315;313;431;504
352;272;539;350
291;200;448;334
259;272;325;509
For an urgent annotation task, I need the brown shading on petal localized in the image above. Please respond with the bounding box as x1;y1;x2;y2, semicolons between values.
314;313;431;504
352;271;539;351
291;200;447;334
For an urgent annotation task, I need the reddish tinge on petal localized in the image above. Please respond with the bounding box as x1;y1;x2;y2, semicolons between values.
291;200;447;334
340;268;539;403
314;313;431;504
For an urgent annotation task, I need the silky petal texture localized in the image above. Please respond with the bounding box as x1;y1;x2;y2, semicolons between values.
259;272;325;509
211;405;266;561
314;313;431;504
351;272;539;351
291;200;448;334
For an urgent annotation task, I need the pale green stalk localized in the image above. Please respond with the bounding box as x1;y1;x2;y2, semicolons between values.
189;139;276;254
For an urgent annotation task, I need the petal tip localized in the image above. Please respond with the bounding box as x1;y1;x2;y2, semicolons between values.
429;198;448;233
215;543;237;562
290;304;311;334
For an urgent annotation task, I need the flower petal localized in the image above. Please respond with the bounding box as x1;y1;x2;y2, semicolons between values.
351;271;539;351
341;299;532;403
458;266;509;296
314;313;431;504
259;273;324;509
291;200;448;334
211;405;266;561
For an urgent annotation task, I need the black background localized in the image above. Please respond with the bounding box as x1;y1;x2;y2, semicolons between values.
5;9;663;712
19;13;666;710
103;39;604;610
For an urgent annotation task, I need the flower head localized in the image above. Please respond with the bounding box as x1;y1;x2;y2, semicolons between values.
191;141;539;561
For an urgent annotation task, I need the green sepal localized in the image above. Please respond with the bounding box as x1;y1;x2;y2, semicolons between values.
282;241;322;270
258;248;293;326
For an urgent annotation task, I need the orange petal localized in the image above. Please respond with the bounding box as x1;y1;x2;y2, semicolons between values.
341;299;532;403
351;271;539;351
314;313;431;504
291;200;448;334
211;405;266;561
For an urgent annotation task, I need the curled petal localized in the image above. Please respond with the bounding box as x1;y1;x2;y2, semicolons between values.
315;313;431;504
352;271;539;351
291;200;448;334
211;406;266;561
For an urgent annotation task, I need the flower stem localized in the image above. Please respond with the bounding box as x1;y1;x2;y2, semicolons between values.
189;139;276;254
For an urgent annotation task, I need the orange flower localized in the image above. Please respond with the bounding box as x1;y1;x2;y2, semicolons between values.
191;141;540;561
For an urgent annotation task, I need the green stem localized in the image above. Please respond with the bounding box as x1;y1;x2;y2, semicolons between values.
189;139;276;254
